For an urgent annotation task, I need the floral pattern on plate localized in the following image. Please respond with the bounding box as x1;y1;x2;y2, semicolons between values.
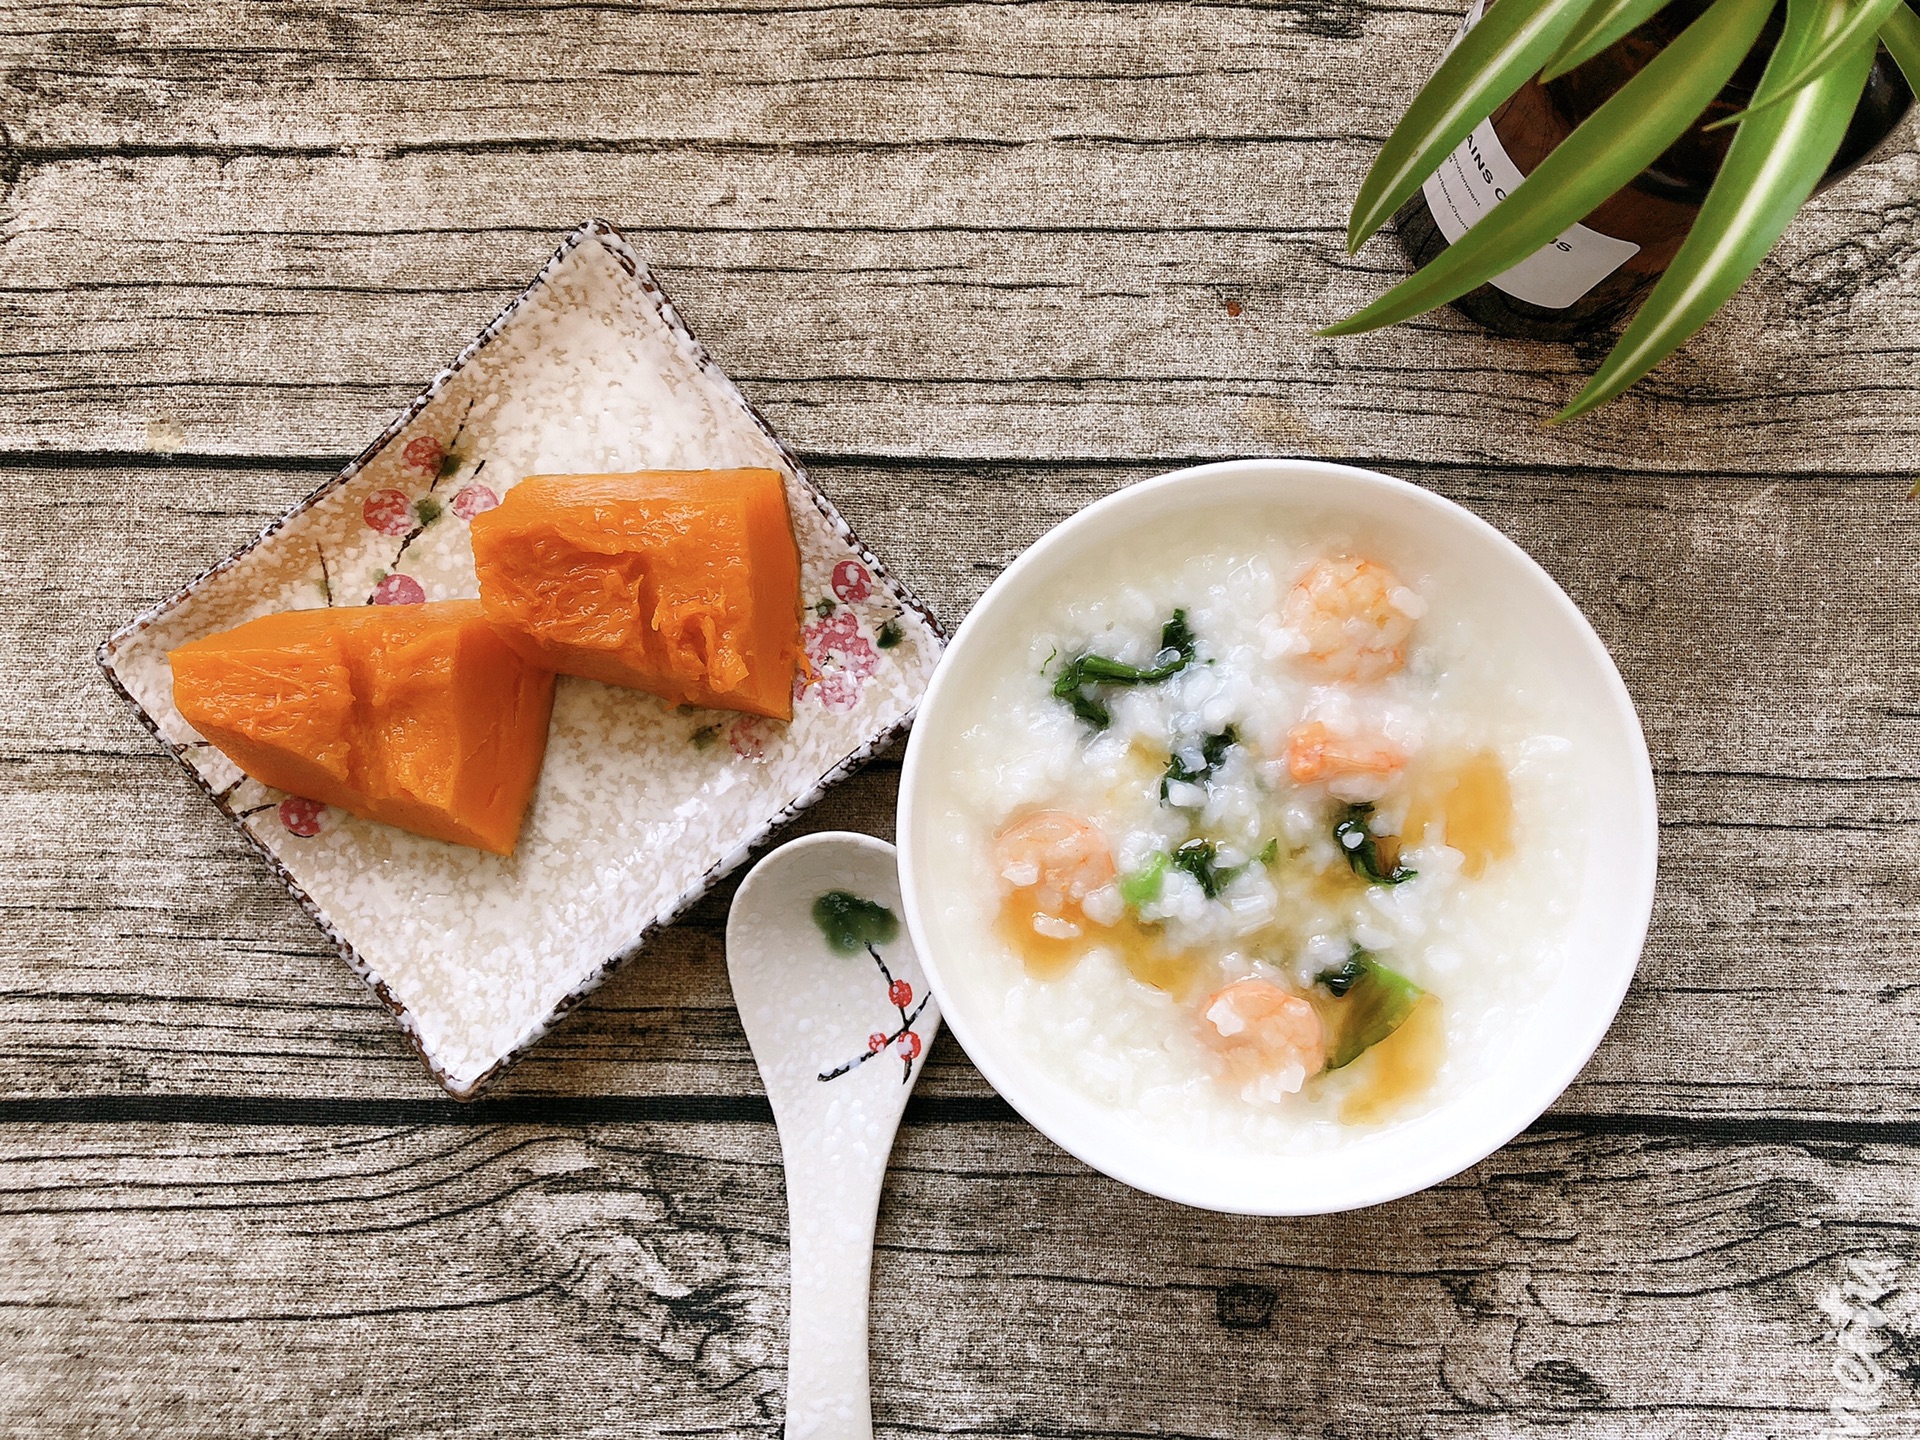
98;219;945;1099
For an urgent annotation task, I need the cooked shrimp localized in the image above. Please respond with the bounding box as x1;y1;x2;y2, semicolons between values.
1280;556;1421;682
1285;720;1406;799
1201;978;1328;1100
992;810;1117;941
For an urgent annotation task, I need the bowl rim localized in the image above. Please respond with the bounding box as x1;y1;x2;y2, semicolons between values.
895;456;1659;1215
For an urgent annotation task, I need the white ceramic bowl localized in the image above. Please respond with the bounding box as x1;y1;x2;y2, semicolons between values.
896;458;1658;1215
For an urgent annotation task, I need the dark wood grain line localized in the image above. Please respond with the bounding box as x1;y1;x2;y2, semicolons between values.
4;1096;1919;1149
10;134;1365;164
0;1093;1016;1126
10;448;1920;485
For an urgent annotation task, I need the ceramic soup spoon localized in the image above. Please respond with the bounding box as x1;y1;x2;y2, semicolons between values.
726;831;940;1440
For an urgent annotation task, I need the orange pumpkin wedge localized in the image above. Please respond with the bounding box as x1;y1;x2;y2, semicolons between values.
469;468;802;720
169;601;556;855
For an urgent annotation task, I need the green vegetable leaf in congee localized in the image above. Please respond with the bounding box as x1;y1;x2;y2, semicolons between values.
1051;610;1197;728
1316;951;1426;1070
1334;803;1416;886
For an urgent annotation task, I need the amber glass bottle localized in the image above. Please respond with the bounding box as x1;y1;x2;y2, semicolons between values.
1395;0;1914;340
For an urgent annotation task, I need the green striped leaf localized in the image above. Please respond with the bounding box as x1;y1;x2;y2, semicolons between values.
1323;0;1776;337
1558;0;1876;418
1346;0;1607;252
1540;0;1677;81
1877;0;1920;92
1703;0;1903;127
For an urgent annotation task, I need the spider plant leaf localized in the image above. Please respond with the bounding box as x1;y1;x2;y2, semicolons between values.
1705;0;1902;126
1877;0;1920;92
1324;0;1776;337
1558;0;1876;418
1540;0;1676;82
1347;0;1608;252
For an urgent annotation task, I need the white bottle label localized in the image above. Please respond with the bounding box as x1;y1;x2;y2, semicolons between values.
1419;2;1640;310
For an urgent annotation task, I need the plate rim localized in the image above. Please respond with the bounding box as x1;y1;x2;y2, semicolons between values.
96;217;946;1100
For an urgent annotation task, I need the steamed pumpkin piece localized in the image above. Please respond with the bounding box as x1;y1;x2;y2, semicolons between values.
168;601;556;855
468;468;802;720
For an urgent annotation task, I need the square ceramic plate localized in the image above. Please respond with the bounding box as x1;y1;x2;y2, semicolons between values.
99;219;945;1098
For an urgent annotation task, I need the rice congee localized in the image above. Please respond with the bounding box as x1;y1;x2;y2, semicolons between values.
917;508;1586;1152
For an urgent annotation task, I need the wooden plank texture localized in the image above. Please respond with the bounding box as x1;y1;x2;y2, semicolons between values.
7;456;1920;1115
2;2;1919;465
1;1117;1917;1438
